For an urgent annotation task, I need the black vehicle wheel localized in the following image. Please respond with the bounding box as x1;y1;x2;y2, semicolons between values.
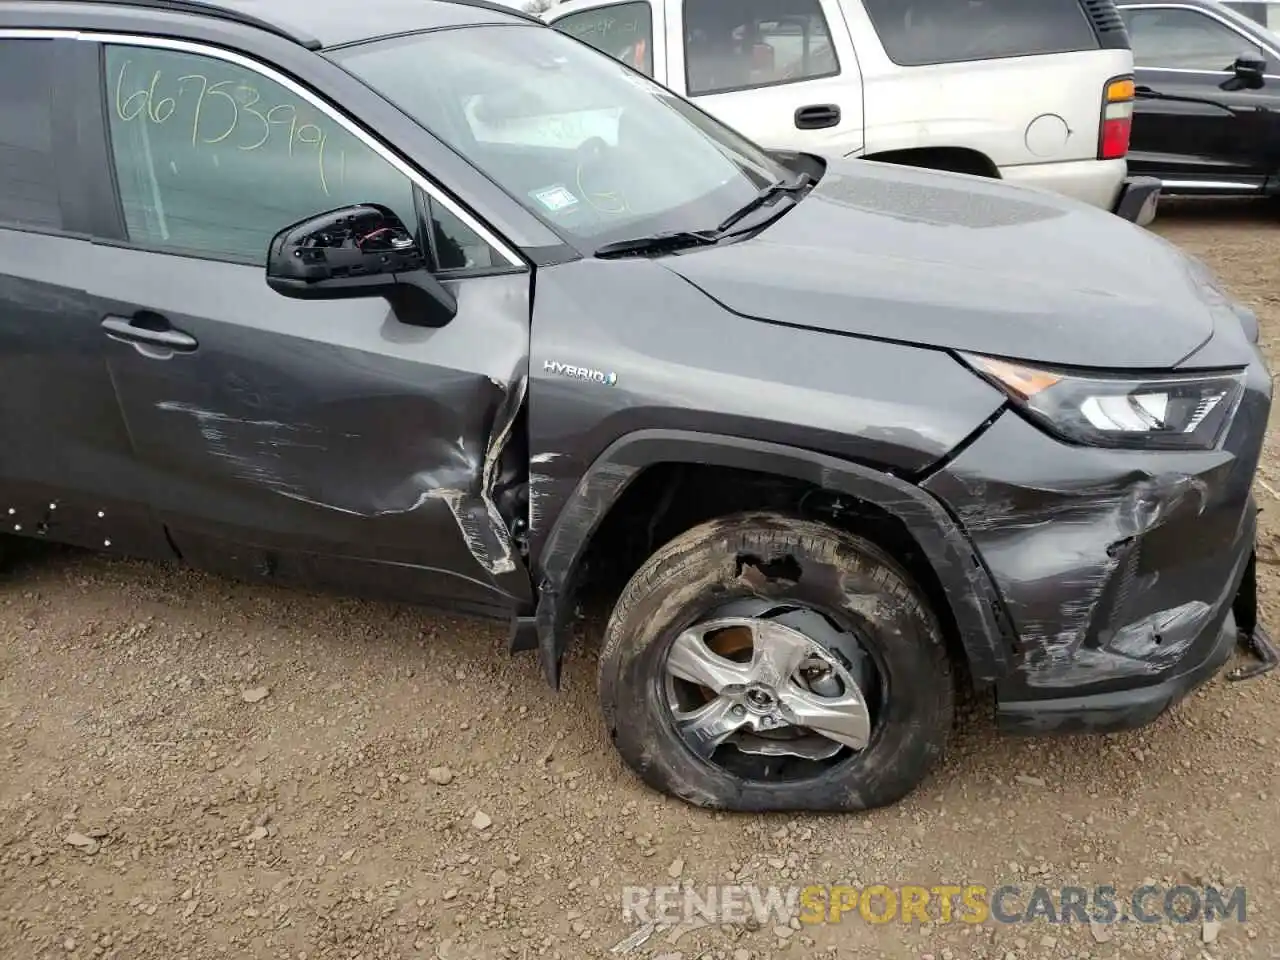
598;512;953;812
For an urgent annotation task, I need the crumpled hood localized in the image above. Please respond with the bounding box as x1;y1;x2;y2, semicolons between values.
662;159;1224;369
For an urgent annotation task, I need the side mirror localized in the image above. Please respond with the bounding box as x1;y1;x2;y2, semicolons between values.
265;204;457;327
1222;52;1266;90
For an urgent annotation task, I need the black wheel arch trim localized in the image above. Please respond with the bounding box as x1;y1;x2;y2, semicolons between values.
519;429;1017;689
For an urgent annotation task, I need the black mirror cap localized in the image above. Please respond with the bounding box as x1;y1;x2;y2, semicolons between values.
1220;54;1266;92
1235;52;1267;79
266;204;424;299
264;203;459;326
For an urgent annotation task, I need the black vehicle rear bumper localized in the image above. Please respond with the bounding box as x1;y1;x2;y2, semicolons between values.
1113;175;1162;226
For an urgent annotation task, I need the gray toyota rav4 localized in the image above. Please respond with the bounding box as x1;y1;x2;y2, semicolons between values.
0;0;1273;812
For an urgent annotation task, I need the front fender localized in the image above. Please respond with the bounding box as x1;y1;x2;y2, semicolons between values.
522;428;1016;688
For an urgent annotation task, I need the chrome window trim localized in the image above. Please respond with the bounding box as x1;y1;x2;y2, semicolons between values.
0;28;527;269
1133;65;1280;76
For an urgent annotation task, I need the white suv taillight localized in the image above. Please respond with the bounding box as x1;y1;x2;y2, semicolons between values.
1098;76;1135;160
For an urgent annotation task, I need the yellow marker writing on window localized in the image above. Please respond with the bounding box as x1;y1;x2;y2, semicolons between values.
113;59;345;196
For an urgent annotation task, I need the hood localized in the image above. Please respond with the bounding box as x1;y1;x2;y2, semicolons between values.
662;160;1221;369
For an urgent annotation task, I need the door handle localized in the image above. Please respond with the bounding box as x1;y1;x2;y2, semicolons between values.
101;315;198;353
795;103;841;130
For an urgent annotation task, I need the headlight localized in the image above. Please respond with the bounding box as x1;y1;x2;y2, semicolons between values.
960;353;1245;451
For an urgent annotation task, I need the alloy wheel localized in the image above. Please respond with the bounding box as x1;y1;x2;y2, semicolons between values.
662;599;881;780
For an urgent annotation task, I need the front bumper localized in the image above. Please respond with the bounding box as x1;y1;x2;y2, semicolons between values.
921;352;1271;733
1112;175;1162;227
996;549;1278;733
995;555;1248;735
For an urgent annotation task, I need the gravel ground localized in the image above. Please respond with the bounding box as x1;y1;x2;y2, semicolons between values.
3;200;1280;960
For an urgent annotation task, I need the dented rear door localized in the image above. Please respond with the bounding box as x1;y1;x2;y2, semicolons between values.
79;36;534;613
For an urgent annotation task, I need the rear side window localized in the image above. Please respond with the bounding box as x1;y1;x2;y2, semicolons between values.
683;0;840;96
863;0;1103;67
0;38;63;231
1120;8;1264;70
554;2;656;77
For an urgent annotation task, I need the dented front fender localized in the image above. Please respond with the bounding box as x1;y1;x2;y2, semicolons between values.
527;429;1019;688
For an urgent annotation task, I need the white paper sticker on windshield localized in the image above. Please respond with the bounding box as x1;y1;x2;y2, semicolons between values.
531;185;580;213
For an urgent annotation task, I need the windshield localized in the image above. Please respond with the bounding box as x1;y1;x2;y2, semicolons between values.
328;24;794;250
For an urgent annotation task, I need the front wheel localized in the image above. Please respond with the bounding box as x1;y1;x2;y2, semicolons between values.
598;512;953;812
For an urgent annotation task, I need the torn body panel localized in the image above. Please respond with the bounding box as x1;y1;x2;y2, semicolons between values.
922;391;1268;727
525;259;1007;560
521;428;1020;688
523;258;1008;682
86;245;534;613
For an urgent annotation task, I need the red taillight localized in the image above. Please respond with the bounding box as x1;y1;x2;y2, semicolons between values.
1100;112;1132;159
1099;76;1135;160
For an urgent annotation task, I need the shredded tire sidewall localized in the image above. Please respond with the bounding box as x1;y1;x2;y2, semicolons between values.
598;512;954;812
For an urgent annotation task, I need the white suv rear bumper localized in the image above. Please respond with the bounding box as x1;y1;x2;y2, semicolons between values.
999;158;1128;212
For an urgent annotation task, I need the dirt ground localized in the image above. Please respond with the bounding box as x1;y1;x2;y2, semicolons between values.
3;201;1280;960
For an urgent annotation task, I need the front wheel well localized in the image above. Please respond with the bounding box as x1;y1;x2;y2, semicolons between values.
573;462;972;686
862;147;1001;179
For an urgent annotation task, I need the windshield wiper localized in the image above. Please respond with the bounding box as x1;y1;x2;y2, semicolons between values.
593;229;719;259
713;172;812;235
592;173;812;260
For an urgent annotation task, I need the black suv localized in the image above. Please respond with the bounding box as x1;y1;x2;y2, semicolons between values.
1120;0;1280;196
0;0;1273;812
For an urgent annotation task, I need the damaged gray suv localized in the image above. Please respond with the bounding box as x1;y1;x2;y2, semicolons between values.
0;0;1274;812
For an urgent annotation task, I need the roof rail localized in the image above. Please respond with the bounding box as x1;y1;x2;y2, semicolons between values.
444;0;544;24
64;0;323;48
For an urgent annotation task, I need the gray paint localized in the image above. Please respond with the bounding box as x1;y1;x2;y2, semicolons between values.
217;0;523;47
526;254;1008;549
663;161;1218;369
922;380;1267;700
0;0;1272;735
78;229;533;608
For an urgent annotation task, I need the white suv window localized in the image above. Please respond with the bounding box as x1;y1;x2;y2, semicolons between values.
863;0;1101;67
554;2;655;77
683;0;840;96
1120;7;1264;70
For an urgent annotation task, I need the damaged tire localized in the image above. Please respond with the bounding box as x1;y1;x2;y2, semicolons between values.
598;512;953;812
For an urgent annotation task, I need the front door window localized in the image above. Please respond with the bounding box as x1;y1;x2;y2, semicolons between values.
1120;7;1265;71
104;45;421;264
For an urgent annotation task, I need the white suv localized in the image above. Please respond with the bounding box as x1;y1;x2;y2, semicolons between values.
543;0;1161;223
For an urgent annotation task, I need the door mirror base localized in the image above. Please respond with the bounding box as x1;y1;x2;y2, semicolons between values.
265;204;458;327
1222;52;1267;91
